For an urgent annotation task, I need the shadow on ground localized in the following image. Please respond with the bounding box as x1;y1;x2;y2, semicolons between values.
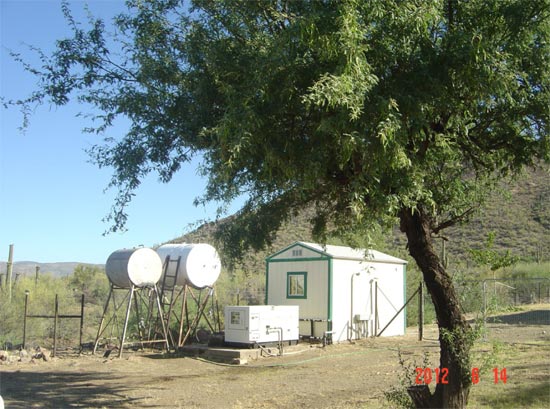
486;309;550;325
1;370;155;408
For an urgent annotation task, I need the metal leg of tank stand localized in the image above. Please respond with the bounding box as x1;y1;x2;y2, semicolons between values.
153;284;170;353
179;288;212;347
119;285;135;358
93;284;113;354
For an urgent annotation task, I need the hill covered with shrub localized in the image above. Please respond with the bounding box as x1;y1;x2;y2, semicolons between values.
171;165;549;274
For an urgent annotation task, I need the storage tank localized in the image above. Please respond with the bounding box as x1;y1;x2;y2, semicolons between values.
156;243;221;289
105;247;163;288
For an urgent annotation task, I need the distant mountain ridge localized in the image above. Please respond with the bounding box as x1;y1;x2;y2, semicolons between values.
0;261;104;279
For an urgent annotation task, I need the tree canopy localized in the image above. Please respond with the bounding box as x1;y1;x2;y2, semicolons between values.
9;1;550;407
11;0;548;249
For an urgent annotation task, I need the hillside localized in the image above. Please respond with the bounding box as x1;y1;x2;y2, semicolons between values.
3;167;544;282
171;166;549;274
0;261;103;280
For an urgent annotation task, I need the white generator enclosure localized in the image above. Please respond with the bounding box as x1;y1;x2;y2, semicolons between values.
224;305;299;347
266;242;407;343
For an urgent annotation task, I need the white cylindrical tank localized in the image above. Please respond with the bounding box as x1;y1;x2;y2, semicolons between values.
156;243;221;289
105;247;163;288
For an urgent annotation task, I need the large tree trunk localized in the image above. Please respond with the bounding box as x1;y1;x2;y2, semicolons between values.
399;207;472;409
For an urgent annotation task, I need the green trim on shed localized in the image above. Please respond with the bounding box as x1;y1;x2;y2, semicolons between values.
265;261;269;305
267;242;323;260
327;258;333;329
286;271;308;299
267;256;330;263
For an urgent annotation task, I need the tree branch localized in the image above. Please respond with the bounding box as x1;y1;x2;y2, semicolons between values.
432;207;476;234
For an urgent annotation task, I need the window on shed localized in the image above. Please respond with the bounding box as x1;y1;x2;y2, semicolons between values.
292;249;303;257
287;272;307;299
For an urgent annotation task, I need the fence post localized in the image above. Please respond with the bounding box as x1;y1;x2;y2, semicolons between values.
53;294;59;357
23;291;29;349
6;244;14;301
79;294;85;349
482;280;487;324
418;282;424;341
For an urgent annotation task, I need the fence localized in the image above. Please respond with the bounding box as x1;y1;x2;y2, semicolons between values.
21;293;85;355
455;277;550;320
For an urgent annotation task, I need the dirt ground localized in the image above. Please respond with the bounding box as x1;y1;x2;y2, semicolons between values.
1;312;549;409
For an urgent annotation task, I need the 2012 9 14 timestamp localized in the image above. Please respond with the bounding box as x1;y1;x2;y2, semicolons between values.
415;367;507;385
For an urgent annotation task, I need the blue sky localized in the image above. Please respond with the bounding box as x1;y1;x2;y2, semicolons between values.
1;0;240;264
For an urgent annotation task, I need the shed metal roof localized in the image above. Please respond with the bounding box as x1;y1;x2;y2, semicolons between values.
269;241;407;264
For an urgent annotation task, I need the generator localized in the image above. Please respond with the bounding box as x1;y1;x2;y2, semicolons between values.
224;305;299;347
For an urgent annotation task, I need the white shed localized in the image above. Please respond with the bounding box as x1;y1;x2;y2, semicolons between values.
265;241;407;343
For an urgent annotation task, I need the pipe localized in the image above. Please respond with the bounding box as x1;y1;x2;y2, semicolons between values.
266;326;284;356
350;272;362;341
369;278;378;337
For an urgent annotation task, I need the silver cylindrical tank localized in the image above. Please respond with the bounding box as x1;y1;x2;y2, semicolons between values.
105;247;163;288
156;243;221;289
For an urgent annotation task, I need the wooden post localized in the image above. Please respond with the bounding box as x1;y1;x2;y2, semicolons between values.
23;292;29;348
418;282;424;341
483;280;487;323
79;294;85;349
93;284;113;354
35;266;40;285
53;294;59;357
6;244;14;301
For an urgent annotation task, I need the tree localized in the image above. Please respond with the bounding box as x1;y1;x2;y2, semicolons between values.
70;264;109;304
469;232;519;274
8;0;550;407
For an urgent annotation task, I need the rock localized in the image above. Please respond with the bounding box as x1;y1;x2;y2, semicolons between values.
7;354;18;364
19;349;32;363
34;347;51;362
19;357;32;364
0;351;8;361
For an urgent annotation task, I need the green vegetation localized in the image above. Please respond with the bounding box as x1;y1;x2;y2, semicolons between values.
1;170;546;349
0;266;109;349
8;0;550;407
467;340;550;409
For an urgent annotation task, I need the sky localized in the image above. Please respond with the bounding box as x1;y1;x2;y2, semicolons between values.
1;0;242;264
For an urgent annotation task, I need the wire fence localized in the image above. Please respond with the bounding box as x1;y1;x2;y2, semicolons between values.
455;278;550;322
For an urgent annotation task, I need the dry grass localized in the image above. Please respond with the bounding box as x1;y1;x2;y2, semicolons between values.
1;306;548;408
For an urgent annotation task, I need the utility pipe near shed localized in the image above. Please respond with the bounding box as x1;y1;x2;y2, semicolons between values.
370;278;379;337
266;326;284;356
350;272;361;341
